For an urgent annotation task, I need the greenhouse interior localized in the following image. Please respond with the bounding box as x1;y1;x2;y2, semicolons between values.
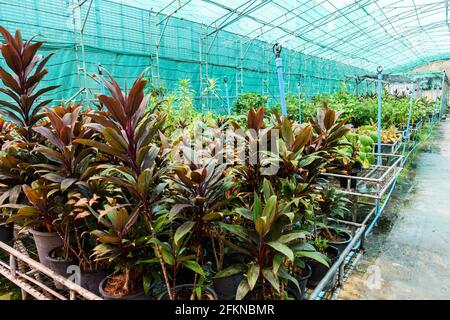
0;0;450;304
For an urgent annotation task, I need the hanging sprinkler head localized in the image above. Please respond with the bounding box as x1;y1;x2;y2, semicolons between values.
224;76;228;84
273;43;282;58
98;64;103;76
377;65;383;74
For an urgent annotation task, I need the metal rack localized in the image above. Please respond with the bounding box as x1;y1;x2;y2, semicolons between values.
0;227;101;300
320;153;403;200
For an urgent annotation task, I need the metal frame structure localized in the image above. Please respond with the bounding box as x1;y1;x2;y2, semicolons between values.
0;227;101;300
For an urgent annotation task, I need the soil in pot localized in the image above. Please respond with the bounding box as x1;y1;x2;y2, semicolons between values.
306;245;339;291
317;227;353;253
0;222;14;243
47;246;77;290
99;274;154;300
29;229;63;268
286;264;312;300
158;284;218;300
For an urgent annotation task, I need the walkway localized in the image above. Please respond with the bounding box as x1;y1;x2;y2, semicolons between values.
341;119;450;300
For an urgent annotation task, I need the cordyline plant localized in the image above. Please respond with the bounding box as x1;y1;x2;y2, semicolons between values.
89;197;158;296
230;107;275;198
29;102;106;265
5;180;61;232
169;156;233;278
74;68;174;298
0;27;58;142
304;103;351;175
216;179;327;300
0;27;58;224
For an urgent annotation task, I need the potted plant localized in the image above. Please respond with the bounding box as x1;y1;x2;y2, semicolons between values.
0;27;60;265
75;69;174;298
217;179;328;300
306;236;339;291
90;198;160;300
335;132;374;189
155;229;218;300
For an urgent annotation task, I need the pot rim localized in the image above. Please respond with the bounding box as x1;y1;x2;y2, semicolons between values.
316;227;353;245
46;246;77;263
29;229;60;237
297;263;312;281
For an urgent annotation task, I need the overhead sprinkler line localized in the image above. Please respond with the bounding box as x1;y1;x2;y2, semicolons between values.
274;43;287;117
377;65;383;166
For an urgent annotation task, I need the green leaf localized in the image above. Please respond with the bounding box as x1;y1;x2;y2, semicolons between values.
262;195;277;226
182;260;204;277
262;268;280;293
218;222;249;241
277;231;307;244
267;241;294;261
359;135;373;146
174;221;195;247
214;264;246;278
296;251;330;267
202;212;223;221
143;274;152;294
253;192;262;221
236;207;253;221
261;179;273;201
247;263;260;290
281;119;293;147
236;278;251;300
272;253;283;274
61;178;77;192
279;267;301;298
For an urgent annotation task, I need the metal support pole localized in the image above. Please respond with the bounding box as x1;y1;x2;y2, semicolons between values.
401;82;415;163
224;77;231;115
439;72;446;121
274;43;287;117
431;84;439;133
376;66;383;165
297;81;302;123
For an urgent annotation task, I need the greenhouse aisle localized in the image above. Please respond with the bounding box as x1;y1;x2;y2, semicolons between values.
343;119;450;300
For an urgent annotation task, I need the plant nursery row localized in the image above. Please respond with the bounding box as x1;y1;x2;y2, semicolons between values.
0;27;435;300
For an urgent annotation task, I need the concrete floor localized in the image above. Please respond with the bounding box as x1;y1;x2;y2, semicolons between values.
340;120;450;300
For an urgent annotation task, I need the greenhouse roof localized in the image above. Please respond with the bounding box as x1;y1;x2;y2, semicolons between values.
114;0;450;73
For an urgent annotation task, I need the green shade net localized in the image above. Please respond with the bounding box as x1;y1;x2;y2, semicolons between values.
0;0;448;112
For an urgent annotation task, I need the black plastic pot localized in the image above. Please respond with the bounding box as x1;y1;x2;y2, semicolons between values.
306;245;339;291
212;252;250;300
213;272;244;300
98;276;154;300
339;172;357;189
80;269;110;296
46;247;77;290
317;227;353;253
158;284;218;300
29;229;63;269
0;222;14;243
286;263;312;300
